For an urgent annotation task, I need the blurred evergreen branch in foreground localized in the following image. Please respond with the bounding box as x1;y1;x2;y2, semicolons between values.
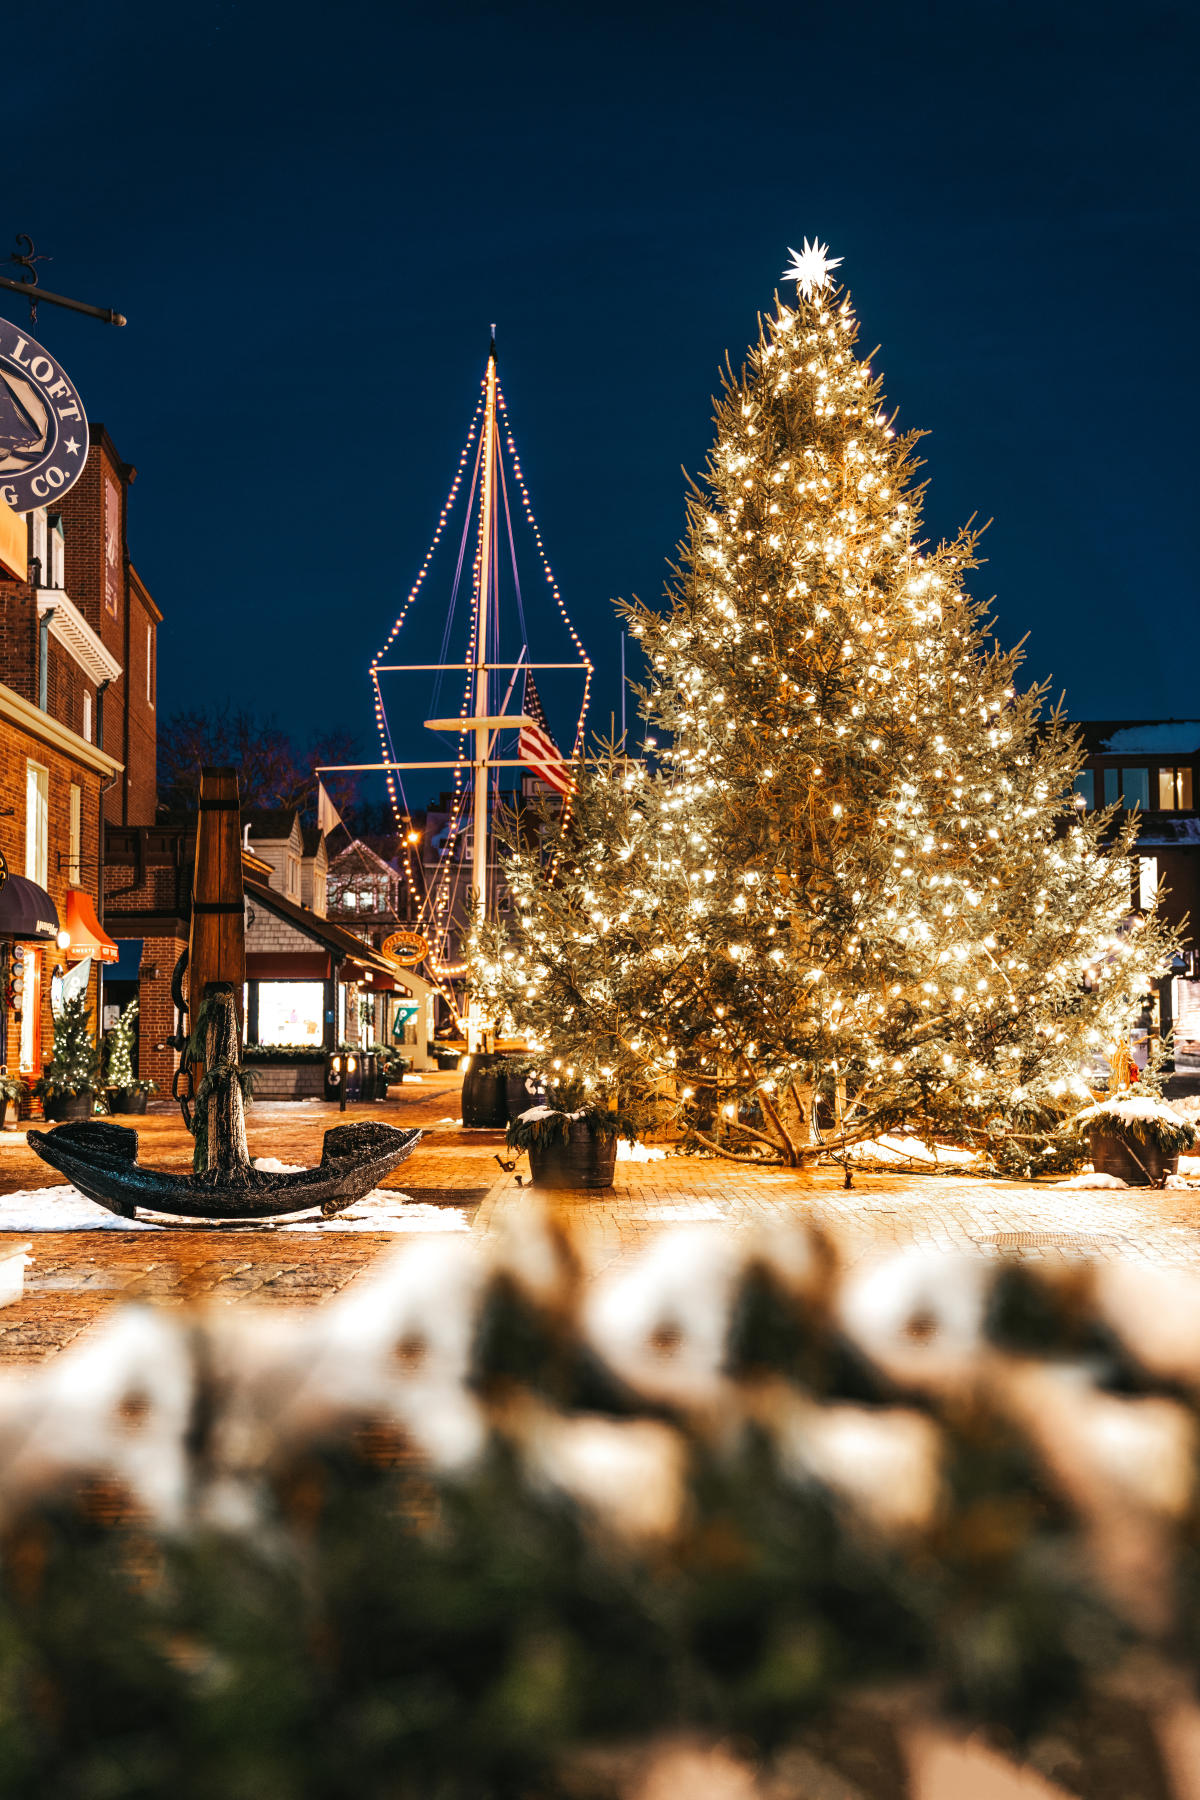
3;1216;1200;1797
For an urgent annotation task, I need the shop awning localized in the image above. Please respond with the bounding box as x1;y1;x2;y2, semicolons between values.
0;874;59;942
108;938;143;981
63;888;119;963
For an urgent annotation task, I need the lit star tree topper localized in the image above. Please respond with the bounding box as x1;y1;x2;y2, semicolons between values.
781;237;843;300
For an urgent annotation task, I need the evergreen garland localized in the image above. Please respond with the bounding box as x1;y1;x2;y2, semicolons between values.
0;1225;1196;1793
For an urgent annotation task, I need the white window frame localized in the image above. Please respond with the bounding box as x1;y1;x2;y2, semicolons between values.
82;691;92;743
146;622;154;707
25;761;49;887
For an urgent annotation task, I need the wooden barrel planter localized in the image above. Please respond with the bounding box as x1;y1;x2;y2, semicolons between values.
42;1093;93;1124
110;1090;149;1116
1090;1128;1178;1186
461;1055;509;1129
529;1118;618;1191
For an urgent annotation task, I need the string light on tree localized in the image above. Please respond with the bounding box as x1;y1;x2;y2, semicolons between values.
472;241;1177;1171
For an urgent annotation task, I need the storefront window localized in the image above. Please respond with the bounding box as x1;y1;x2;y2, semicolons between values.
256;981;324;1046
18;951;42;1072
1158;766;1194;810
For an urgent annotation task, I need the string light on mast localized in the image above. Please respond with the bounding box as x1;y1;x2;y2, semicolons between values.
362;335;592;1013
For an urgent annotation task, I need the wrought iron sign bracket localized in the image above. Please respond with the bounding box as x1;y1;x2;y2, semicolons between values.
0;235;126;328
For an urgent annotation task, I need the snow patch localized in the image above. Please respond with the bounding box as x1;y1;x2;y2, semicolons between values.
252;1156;307;1174
0;1184;469;1234
1057;1171;1129;1189
1074;1095;1191;1130
1099;723;1200;755
847;1134;977;1166
617;1140;667;1162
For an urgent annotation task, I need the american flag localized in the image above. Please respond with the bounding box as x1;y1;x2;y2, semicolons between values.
519;670;573;795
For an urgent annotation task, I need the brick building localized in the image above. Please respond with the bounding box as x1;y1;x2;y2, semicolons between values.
1074;721;1200;1069
1;493;124;1085
1;422;161;1097
56;424;160;828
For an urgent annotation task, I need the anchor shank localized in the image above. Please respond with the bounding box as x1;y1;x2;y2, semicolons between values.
198;983;250;1179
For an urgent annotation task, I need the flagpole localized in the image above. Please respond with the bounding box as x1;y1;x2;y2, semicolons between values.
471;330;498;921
620;631;626;744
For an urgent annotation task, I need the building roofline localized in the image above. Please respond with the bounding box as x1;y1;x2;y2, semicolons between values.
0;678;123;778
243;873;397;976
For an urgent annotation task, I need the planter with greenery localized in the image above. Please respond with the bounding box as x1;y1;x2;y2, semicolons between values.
103;997;157;1113
0;1074;27;1130
506;1084;635;1190
241;1042;329;1064
33;990;102;1123
373;1045;411;1094
1067;1092;1197;1186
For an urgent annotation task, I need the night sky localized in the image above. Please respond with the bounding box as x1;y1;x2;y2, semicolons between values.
7;0;1198;806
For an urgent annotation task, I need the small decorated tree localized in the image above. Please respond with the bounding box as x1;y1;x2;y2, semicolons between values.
33;989;101;1113
104;997;155;1107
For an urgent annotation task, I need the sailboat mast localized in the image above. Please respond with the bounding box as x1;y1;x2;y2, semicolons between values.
471;330;498;917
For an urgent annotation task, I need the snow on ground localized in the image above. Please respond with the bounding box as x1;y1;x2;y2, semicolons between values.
846;1135;978;1167
618;1141;668;1162
0;1185;469;1234
1058;1171;1129;1190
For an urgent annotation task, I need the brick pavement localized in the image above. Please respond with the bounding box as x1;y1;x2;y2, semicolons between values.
4;1071;1200;1363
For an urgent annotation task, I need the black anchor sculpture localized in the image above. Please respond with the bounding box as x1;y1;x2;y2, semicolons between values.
29;768;420;1224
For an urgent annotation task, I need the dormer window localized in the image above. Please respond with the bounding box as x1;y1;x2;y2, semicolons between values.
286;853;301;898
1158;766;1193;810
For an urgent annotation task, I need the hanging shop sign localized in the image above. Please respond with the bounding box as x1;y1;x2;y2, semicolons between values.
0;318;88;512
382;929;429;968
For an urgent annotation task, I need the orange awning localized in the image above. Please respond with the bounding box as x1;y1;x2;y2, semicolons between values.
63;888;120;964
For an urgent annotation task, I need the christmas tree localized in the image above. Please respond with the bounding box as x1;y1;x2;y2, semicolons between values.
34;988;101;1100
104;997;139;1091
477;242;1175;1166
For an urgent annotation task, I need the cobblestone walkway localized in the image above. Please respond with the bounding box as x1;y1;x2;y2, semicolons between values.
3;1075;1200;1362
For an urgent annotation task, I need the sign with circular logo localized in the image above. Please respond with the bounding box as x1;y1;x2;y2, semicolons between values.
0;318;88;512
382;929;429;968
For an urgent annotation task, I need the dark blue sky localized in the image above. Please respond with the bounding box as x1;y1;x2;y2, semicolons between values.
7;0;1198;803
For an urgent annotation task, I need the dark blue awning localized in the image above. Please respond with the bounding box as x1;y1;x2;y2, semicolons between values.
108;938;143;982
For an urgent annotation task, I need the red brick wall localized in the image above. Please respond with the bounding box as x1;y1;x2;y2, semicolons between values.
58;428;160;828
137;935;186;1091
0;586;38;705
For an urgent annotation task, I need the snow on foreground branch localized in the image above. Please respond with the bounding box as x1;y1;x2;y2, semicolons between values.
3;1217;1200;1791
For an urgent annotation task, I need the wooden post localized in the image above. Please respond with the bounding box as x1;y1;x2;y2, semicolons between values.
188;768;249;1177
188;767;246;1040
